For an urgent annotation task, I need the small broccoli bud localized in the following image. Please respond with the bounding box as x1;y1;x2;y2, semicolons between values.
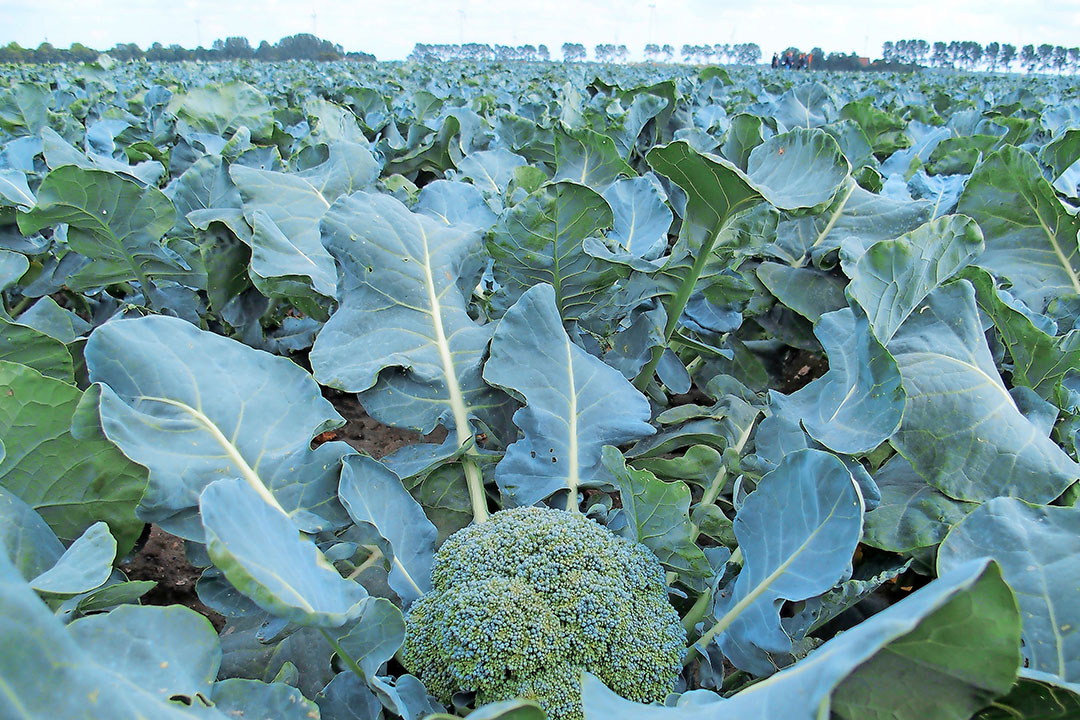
402;506;686;720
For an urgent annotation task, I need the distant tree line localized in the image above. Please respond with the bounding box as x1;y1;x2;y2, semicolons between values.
0;34;376;64
883;39;1080;74
408;43;552;62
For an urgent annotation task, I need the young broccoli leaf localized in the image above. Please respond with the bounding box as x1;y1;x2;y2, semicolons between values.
484;284;654;508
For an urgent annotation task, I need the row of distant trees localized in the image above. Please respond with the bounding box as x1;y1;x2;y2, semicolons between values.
408;43;553;62
883;39;1080;74
0;34;376;64
3;34;1077;73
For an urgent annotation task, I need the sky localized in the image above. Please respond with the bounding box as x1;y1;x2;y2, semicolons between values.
5;0;1080;61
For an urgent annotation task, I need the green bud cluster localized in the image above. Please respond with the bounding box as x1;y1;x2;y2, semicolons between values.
402;506;686;720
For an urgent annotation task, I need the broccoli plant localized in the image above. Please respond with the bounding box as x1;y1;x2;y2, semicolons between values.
401;507;686;720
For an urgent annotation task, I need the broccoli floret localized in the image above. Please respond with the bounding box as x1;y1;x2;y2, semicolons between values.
401;506;686;720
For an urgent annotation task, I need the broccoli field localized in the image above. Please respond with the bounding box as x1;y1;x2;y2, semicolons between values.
2;56;1080;719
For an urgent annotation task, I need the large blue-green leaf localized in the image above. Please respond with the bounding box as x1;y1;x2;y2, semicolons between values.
17;296;92;344
229;163;339;303
755;262;847;323
849;215;985;344
958;146;1080;313
17;165;204;295
338;454;436;607
647;141;762;255
862;454;975;553
458;148;528;196
168;82;274;141
85;314;347;539
602;175;672;256
201;477;369;627
553;126;633;191
483;284;654;507
415;180;498;232
771;181;932;267
0;549;294;719
746;127;850;210
939;497;1080;685
584;559;1019;720
488;180;621;321
210;678;321;720
310;189;506;440
705;448;863;675
0;360;146;550
771;303;904;455
887;281;1080;503
0;486;66;581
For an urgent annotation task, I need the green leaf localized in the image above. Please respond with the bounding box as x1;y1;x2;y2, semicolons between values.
210;678;321;720
755;262;847;323
168;82;274;141
967;267;1080;404
746;127;850;210
975;674;1080;719
862;454;975;553
939;497;1080;685
310;190;504;438
338;455;436;607
0;249;28;290
958;146;1080;313
553;126;633;191
333;596;405;680
230;164;340;302
887;281;1080;503
772;181;932;268
85;314;347;540
483;284;654;507
0;360;146;551
705;448;863;675
849;215;985;345
771;303;904;455
583;560;1020;720
17;165;204;295
0;168;35;210
428;699;546;720
0;316;75;381
0;83;49;135
17;296;92;344
604;446;710;583
488;180;620;321
201;477;369;628
0;486;65;581
30;521;115;596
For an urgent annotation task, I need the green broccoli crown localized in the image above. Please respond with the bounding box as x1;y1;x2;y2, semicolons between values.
401;506;686;720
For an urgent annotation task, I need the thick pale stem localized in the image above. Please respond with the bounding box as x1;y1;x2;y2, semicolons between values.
633;219;726;391
321;629;367;681
688;418;755;545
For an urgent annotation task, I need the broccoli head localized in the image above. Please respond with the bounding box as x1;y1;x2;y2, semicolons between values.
401;506;686;720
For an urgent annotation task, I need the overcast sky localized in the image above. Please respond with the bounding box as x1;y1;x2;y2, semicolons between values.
5;0;1080;61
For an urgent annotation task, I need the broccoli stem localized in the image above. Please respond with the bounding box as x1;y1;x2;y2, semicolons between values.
633;217;726;392
320;628;367;682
